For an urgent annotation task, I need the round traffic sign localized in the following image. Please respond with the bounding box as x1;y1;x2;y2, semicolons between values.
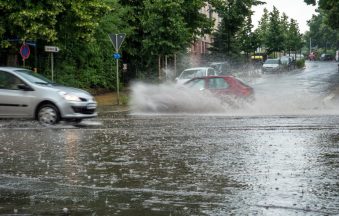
20;44;30;60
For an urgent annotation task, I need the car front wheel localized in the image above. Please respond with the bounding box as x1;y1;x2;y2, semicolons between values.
37;104;60;125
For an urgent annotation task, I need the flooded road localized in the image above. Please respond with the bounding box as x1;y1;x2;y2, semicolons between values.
0;61;339;215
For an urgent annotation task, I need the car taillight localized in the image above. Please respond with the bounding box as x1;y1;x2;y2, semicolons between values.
241;87;252;96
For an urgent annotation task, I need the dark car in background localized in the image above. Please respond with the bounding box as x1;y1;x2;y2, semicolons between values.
320;53;333;61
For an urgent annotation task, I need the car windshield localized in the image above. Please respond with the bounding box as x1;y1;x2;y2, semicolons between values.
265;59;279;64
180;69;204;79
14;69;53;85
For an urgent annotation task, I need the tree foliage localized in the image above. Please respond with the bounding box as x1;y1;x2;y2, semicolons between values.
0;0;110;46
238;16;260;56
254;6;304;57
210;0;264;58
304;12;338;54
304;0;339;30
265;7;285;55
118;0;213;80
0;0;320;91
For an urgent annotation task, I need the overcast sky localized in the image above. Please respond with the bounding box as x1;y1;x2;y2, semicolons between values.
252;0;318;33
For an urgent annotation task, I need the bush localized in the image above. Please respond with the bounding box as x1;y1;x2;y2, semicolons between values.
296;59;305;68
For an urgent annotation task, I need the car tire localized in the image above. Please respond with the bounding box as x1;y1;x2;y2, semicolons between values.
37;104;60;125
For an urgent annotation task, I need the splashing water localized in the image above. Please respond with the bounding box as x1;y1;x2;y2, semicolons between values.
129;82;231;113
129;64;339;116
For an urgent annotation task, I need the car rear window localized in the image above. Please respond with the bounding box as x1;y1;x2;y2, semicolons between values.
208;78;229;89
185;78;205;89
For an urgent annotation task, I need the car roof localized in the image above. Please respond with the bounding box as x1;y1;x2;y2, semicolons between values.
183;67;213;71
0;67;30;72
210;62;228;65
264;58;280;62
189;75;234;79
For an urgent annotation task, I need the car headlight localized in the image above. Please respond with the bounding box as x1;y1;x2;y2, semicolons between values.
59;91;81;102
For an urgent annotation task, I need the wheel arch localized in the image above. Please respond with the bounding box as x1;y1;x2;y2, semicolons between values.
34;100;61;120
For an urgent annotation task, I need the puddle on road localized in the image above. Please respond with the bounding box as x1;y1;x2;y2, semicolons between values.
1;64;339;215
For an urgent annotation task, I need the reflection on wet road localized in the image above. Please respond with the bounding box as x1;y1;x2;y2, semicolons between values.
0;62;338;215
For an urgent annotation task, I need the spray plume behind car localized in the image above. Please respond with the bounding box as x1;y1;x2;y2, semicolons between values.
129;81;256;114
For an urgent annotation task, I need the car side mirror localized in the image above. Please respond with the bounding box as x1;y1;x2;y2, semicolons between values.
17;84;33;91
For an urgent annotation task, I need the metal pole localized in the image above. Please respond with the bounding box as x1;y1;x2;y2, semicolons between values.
116;58;120;105
309;38;312;54
165;55;168;80
51;53;54;82
174;53;177;78
34;39;37;71
116;34;120;105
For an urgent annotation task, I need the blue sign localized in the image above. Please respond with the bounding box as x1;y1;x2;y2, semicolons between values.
113;53;121;59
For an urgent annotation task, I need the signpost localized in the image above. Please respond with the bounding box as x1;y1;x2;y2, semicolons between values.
108;33;126;105
44;46;60;82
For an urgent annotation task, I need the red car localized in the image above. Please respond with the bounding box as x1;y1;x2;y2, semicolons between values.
184;75;254;100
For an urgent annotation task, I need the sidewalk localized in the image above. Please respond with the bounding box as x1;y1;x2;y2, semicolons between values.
94;92;129;113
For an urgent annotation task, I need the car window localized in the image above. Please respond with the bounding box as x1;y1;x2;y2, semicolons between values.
207;77;229;89
265;59;279;64
185;79;205;89
14;69;52;84
0;70;24;90
195;70;204;77
208;68;215;76
211;64;220;71
180;70;198;79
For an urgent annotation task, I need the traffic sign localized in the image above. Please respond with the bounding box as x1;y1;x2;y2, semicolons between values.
108;33;126;51
20;44;30;60
44;46;60;52
113;53;121;59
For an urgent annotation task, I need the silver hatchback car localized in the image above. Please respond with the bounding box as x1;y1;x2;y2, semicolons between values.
0;67;97;125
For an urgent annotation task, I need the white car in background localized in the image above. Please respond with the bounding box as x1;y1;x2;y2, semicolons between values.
262;58;282;72
175;67;218;85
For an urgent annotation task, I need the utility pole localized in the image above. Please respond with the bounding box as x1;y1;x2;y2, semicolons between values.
309;38;312;54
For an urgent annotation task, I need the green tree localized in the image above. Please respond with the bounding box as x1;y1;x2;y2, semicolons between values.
55;0;131;90
255;8;269;51
286;19;304;56
210;0;264;58
280;13;289;53
118;0;214;81
141;0;191;79
265;6;285;56
304;12;338;54
0;0;110;45
238;16;260;58
304;0;339;30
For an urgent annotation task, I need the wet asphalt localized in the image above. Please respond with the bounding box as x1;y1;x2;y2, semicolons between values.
0;61;338;215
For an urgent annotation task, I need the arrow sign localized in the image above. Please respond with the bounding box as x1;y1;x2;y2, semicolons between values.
45;46;60;52
113;53;121;59
108;33;126;51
